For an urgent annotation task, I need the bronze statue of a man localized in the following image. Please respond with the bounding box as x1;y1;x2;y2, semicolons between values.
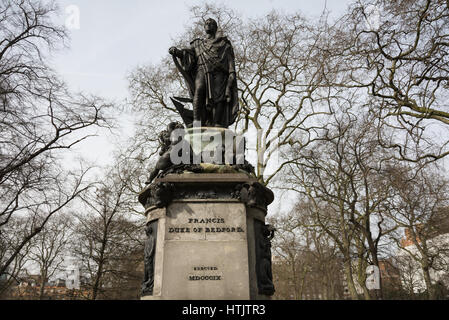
169;18;239;128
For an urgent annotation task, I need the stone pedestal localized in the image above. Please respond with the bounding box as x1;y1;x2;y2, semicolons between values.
139;173;275;300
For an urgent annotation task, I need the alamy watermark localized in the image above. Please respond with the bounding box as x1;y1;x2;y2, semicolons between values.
65;5;80;30
365;265;380;290
167;122;280;179
364;4;380;31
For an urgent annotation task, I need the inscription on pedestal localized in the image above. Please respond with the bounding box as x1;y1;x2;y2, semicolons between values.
159;202;250;299
188;266;223;281
168;218;244;233
166;202;246;241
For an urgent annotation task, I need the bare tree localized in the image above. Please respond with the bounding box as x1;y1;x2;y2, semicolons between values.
0;216;33;297
27;214;72;299
270;213;307;300
386;165;449;299
0;0;112;278
392;254;426;298
282;107;400;299
270;204;344;300
71;167;144;300
323;0;449;162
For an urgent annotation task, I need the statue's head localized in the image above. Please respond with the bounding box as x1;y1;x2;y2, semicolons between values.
204;18;218;34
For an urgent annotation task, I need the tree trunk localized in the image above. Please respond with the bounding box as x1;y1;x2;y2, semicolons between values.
39;270;47;300
92;258;104;300
367;239;383;300
421;264;435;299
92;239;107;300
344;261;359;300
362;283;371;300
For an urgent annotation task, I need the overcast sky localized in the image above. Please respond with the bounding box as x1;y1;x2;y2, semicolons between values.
51;0;353;162
50;0;355;214
52;0;352;100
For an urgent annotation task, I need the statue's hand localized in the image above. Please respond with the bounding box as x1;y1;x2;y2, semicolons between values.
168;46;178;56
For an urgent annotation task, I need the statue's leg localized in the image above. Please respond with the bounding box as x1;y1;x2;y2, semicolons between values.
213;101;225;127
212;72;227;127
193;71;206;125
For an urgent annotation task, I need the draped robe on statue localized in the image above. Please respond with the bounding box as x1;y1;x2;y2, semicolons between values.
173;32;239;128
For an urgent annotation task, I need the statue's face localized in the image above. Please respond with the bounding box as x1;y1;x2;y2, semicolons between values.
204;19;217;34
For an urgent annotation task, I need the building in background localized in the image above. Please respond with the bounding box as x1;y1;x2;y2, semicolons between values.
6;257;90;299
49;256;85;290
396;210;449;296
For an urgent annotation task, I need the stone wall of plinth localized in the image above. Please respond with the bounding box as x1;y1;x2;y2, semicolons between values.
139;173;275;300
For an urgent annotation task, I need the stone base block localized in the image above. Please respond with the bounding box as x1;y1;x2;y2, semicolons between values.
140;174;274;300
